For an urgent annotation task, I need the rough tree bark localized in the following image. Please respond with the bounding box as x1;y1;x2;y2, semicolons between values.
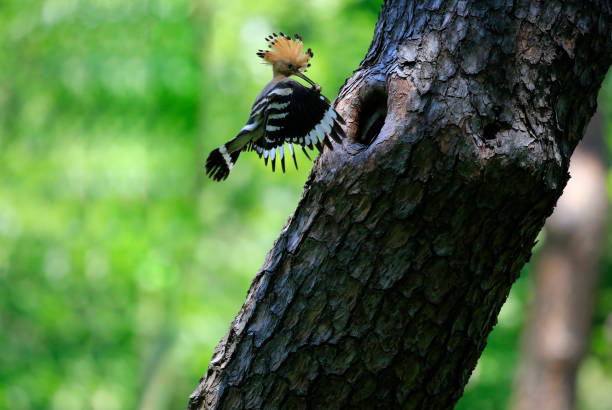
512;113;609;410
189;1;612;409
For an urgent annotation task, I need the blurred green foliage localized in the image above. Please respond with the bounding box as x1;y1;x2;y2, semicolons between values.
0;1;610;409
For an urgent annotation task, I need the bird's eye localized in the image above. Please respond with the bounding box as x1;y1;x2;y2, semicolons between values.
287;63;293;69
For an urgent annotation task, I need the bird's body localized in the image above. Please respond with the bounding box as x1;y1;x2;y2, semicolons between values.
206;33;346;181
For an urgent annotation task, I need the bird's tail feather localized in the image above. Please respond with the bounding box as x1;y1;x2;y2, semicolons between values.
205;145;241;181
206;128;256;181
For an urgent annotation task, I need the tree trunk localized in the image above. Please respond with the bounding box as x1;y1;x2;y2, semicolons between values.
188;1;612;409
512;113;609;410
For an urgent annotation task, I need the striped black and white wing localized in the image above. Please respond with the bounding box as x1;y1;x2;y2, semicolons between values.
250;79;346;172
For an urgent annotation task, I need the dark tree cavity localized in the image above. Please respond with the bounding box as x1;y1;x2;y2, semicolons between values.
189;1;612;409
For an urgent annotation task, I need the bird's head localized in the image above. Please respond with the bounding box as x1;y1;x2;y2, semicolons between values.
257;33;317;87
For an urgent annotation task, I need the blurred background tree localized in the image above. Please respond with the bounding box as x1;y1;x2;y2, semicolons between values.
510;114;609;410
0;1;610;409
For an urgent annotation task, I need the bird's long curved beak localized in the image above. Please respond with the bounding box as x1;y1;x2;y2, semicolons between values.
295;71;316;87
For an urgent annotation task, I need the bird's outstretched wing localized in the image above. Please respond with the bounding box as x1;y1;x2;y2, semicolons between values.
248;79;346;172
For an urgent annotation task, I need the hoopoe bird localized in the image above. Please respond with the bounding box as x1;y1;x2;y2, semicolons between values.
205;32;346;181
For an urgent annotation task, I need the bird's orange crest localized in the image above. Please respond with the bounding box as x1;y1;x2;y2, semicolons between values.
256;33;313;71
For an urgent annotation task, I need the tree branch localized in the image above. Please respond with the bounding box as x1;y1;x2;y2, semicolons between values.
189;1;612;408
